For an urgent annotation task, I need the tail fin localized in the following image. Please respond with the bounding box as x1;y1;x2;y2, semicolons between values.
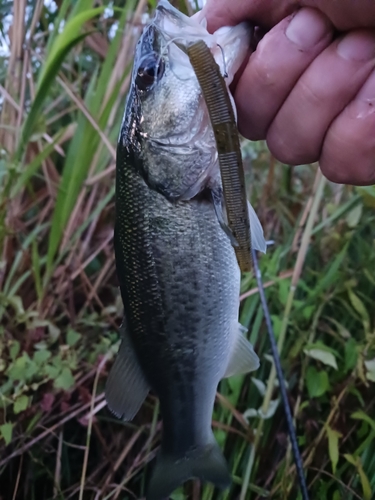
147;441;231;500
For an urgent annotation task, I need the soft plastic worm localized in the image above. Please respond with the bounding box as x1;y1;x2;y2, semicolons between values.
186;40;252;272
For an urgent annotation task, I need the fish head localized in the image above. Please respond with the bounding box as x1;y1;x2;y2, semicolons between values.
120;0;251;200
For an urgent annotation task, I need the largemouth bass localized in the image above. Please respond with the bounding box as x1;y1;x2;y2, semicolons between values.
106;1;266;498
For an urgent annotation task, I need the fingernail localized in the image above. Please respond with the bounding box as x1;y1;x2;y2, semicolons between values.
286;8;330;49
351;70;375;118
337;31;375;61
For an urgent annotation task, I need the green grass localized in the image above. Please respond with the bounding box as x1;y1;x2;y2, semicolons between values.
1;1;375;499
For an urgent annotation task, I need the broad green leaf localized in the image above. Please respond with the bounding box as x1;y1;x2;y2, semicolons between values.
364;359;375;383
13;395;29;414
344;338;358;372
326;425;342;474
302;305;315;320
346;203;362;228
7;353;29;381
24;358;38;379
44;364;59;379
33;349;51;365
66;329;81;347
54;367;75;390
0;423;13;445
304;348;338;370
9;341;20;360
48;322;61;342
306;366;330;398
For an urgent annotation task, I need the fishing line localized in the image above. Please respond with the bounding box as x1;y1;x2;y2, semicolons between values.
216;43;228;78
251;245;310;500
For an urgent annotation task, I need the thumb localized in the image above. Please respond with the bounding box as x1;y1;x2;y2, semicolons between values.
202;0;297;32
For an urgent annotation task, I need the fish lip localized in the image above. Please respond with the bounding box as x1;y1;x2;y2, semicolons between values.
147;137;195;150
156;0;196;25
153;0;209;44
156;0;181;17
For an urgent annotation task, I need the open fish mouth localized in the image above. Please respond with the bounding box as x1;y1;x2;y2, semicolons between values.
152;0;251;85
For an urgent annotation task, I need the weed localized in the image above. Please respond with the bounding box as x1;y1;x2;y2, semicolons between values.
0;1;374;499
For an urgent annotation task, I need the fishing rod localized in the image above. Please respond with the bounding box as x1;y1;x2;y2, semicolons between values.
252;244;310;500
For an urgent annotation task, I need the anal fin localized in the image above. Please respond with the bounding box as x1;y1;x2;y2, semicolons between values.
105;322;149;421
224;323;260;378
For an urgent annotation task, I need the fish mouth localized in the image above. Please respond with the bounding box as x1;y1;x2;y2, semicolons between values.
153;0;251;85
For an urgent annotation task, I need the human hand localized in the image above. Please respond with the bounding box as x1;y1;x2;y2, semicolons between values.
203;0;375;185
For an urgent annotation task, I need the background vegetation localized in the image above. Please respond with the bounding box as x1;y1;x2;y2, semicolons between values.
0;0;374;499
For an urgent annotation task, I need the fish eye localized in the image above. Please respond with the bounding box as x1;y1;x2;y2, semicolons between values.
136;53;165;91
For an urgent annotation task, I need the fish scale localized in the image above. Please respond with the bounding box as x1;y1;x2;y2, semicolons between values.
115;132;239;438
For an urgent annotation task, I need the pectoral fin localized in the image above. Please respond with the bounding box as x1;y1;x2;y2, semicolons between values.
105;322;149;421
248;201;267;254
224;323;260;378
211;185;266;253
211;188;239;247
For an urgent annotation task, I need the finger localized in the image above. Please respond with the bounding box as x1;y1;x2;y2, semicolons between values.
266;30;375;165
234;8;333;140
301;0;375;31
320;70;375;185
203;0;295;32
203;0;375;33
